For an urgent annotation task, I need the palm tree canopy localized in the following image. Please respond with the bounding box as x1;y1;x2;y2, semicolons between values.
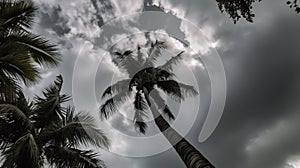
216;0;262;23
100;41;198;134
0;75;110;168
0;0;60;89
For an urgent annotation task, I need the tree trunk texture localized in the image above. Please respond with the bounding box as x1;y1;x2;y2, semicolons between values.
149;97;215;168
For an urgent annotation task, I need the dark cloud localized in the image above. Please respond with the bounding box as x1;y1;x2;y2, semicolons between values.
200;0;300;167
38;5;71;36
90;0;114;27
143;0;164;12
29;0;300;167
137;0;300;168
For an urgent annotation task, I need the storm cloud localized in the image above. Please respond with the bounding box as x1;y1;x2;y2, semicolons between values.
27;0;300;167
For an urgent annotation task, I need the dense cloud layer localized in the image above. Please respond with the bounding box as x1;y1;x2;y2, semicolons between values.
28;0;300;167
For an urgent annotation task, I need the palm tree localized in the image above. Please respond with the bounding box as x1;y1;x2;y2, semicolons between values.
216;0;299;23
100;41;215;168
0;75;110;168
0;0;60;94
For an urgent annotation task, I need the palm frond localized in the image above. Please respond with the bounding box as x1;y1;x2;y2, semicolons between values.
1;133;39;168
0;92;32;148
101;79;130;99
120;55;142;77
156;80;183;102
45;146;106;168
156;80;198;101
0;114;28;149
134;92;148;111
112;51;141;77
0;103;32;129
149;90;175;120
159;51;184;71
133;92;148;134
33;75;69;128
150;89;175;120
7;33;61;67
177;82;199;98
134;120;147;134
0;75;21;101
123;50;133;56
0;0;36;32
154;68;175;80
50;121;110;149
48;108;110;149
144;40;167;66
0;43;40;85
0;117;15;149
128;67;174;91
113;51;122;57
100;91;131;119
162;105;175;120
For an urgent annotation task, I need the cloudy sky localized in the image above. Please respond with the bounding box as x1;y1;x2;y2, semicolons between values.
26;0;300;167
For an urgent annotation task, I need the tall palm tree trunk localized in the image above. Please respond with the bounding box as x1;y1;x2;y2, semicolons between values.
148;96;215;168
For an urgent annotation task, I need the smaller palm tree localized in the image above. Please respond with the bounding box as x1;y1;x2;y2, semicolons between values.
0;75;110;168
0;0;60;96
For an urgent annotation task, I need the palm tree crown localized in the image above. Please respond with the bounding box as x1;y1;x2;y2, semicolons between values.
0;0;60;93
0;75;110;168
100;41;198;133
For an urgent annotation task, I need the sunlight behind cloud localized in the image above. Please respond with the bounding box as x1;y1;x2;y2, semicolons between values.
286;156;300;168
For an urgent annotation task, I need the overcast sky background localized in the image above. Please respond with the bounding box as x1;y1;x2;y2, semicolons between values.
25;0;300;167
